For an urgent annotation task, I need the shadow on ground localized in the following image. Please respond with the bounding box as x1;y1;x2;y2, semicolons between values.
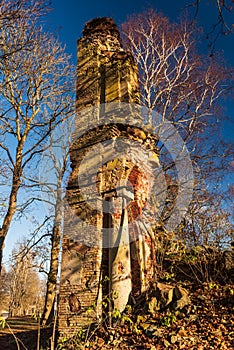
0;317;53;350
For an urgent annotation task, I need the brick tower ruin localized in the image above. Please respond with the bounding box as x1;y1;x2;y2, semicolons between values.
58;17;159;338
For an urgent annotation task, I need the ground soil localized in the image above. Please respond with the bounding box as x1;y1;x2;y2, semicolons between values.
0;283;233;349
0;317;52;350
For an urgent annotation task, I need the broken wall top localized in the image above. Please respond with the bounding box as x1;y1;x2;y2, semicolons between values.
83;17;120;41
79;17;122;51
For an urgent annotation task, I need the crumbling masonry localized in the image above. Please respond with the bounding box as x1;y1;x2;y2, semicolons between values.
58;18;159;338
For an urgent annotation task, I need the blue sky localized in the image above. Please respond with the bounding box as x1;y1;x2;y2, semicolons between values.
45;0;233;140
3;0;233;264
46;0;234;64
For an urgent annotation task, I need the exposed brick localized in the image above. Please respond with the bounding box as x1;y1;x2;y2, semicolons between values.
58;17;159;339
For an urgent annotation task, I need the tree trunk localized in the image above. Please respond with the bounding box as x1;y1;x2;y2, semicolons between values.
41;186;63;325
0;167;22;273
0;235;4;274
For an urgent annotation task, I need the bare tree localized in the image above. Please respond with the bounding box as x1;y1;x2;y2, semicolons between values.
8;241;46;316
177;189;233;247
40;121;72;325
0;0;75;272
189;0;234;35
0;264;11;312
121;10;229;126
0;0;51;68
121;10;232;244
